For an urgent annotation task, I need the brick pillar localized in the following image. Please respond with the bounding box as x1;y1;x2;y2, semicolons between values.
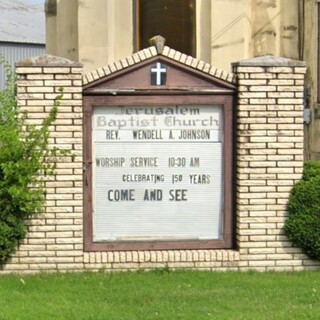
6;55;84;272
232;55;320;271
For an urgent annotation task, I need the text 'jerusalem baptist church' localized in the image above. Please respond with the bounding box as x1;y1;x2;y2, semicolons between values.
121;106;200;115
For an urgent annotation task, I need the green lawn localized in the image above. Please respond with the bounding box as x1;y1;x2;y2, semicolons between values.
0;270;319;319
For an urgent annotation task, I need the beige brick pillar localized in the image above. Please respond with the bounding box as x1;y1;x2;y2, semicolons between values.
232;55;315;271
8;55;84;272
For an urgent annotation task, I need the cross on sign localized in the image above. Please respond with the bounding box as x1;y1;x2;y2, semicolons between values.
150;62;166;85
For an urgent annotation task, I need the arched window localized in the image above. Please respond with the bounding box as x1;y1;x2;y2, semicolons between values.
136;0;196;56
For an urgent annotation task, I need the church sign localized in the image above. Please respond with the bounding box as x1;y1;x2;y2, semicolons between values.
83;58;235;251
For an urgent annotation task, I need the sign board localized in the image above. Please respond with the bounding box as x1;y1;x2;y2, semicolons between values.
92;105;224;242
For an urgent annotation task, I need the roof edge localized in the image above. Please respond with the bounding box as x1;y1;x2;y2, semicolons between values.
83;45;236;86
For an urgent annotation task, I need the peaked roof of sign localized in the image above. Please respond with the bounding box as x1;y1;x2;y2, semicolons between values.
82;46;237;87
0;0;45;44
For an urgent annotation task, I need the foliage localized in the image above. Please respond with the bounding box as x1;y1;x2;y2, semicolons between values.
302;161;320;181
285;161;320;260
0;58;63;264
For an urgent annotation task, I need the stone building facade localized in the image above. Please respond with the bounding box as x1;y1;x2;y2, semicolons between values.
44;0;320;161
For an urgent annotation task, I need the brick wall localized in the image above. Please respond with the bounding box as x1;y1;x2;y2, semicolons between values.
1;53;319;273
233;56;320;271
2;55;84;273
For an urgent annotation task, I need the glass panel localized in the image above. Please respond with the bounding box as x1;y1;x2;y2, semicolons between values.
92;105;223;242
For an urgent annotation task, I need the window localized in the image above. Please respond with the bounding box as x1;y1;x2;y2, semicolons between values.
136;0;196;56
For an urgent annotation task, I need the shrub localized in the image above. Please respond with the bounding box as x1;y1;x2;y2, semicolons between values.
0;59;63;264
284;161;320;260
302;161;320;181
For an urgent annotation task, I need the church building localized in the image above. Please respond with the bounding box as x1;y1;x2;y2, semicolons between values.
45;0;320;160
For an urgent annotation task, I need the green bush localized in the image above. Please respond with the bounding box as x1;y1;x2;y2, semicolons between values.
0;59;63;264
302;161;320;181
284;161;320;260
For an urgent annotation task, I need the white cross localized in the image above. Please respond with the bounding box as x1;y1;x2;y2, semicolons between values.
151;62;166;85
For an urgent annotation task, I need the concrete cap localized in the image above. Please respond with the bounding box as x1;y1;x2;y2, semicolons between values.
149;35;166;54
16;54;83;67
232;55;306;67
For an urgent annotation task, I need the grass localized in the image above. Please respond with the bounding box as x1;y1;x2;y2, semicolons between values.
0;270;319;319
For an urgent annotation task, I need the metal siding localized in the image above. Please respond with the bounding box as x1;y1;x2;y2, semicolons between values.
0;0;45;44
0;42;45;90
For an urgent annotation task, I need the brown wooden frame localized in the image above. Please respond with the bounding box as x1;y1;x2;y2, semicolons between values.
84;95;234;251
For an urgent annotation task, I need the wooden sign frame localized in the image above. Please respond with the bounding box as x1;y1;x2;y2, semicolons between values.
83;56;236;251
